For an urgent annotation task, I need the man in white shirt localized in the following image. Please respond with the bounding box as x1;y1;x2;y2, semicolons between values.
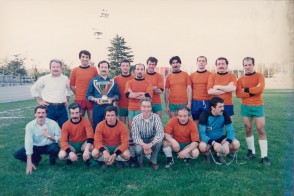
31;59;71;128
13;105;61;174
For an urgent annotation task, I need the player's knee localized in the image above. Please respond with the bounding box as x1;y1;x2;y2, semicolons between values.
170;141;180;152
58;150;67;160
257;127;266;136
92;148;99;158
231;139;240;151
162;140;170;148
121;149;130;161
191;148;200;158
199;142;208;153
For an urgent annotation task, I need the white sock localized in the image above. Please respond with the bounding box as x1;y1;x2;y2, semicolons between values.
259;140;268;158
162;146;172;157
97;155;104;162
246;135;256;154
185;153;193;159
115;155;127;162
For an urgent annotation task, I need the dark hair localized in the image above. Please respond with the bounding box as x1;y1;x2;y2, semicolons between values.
68;102;82;112
79;50;91;59
177;106;190;113
49;59;63;69
98;60;110;69
243;57;255;65
135;63;145;70
215;57;229;66
104;106;118;116
120;59;130;66
210;96;224;108
197;56;207;62
169;56;181;65
146;57;158;65
34;105;47;113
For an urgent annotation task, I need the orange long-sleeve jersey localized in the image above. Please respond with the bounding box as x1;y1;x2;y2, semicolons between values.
114;74;134;108
190;70;213;100
164;117;200;143
70;66;98;100
125;78;153;111
236;72;265;106
94;120;129;153
143;72;164;104
165;71;192;104
207;72;237;105
60;117;94;151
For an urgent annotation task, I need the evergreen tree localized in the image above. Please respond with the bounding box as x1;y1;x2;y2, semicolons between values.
107;35;134;77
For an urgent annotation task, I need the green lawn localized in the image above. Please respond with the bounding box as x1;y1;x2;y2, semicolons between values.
0;90;293;195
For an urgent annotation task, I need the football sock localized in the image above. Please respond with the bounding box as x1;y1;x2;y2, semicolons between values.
246;135;256;154
259;140;268;158
162;146;172;157
115;155;127;162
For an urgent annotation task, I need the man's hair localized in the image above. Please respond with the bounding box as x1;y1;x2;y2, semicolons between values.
79;50;91;59
34;105;47;113
68;102;82;112
177;106;190;113
210;96;224;108
104;106;118;116
169;56;181;65
197;56;207;62
135;63;145;70
140;97;152;106
120;59;130;66
215;57;229;66
49;59;63;69
243;57;255;65
98;60;110;68
146;57;158;65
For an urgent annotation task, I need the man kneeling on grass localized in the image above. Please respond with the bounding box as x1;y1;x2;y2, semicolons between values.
198;97;240;164
92;106;130;169
13;105;61;174
163;107;200;168
58;103;94;166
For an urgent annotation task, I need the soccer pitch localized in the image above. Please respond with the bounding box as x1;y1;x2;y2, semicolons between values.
0;89;293;195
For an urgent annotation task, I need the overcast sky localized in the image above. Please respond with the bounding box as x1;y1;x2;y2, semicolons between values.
0;0;293;73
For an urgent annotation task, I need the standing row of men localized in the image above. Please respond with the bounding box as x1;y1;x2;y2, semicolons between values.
13;51;270;174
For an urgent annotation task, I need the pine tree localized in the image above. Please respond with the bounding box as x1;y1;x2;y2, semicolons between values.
107;35;134;77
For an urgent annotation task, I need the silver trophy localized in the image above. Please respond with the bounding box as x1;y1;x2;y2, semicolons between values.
93;79;114;104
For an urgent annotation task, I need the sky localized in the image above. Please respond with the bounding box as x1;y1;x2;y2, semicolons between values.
0;0;293;74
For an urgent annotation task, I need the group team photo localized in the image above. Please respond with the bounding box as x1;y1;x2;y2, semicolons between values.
13;50;271;175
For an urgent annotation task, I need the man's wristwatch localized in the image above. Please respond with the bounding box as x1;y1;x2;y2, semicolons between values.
47;135;52;139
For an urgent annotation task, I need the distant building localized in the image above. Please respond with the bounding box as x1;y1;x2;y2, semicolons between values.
155;67;171;78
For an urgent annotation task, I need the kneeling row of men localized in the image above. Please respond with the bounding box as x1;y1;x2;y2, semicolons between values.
13;96;239;174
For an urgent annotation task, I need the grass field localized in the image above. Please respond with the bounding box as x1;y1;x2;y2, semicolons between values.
0;89;293;195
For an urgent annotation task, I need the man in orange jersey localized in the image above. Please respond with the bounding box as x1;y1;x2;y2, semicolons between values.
86;60;120;129
114;59;134;124
58;103;94;166
70;50;98;125
165;56;192;118
207;57;237;120
236;57;270;166
190;56;212;124
125;63;153;166
143;57;164;119
162;107;200;168
92;106;130;169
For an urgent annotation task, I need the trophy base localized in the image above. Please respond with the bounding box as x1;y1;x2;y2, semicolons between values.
101;99;109;104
